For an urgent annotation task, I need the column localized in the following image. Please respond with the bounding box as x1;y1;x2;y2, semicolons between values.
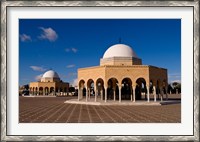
105;86;107;102
88;89;90;100
94;87;97;102
48;88;49;95
43;89;45;96
80;88;83;99
86;87;88;102
160;87;163;102
132;86;135;102
78;88;80;101
176;89;178;94
147;86;150;102
118;85;122;103
113;88;116;101
101;89;103;100
58;88;60;96
165;87;168;100
153;86;156;102
130;88;133;101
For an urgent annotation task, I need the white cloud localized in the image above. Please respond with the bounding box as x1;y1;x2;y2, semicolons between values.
71;48;78;53
19;34;32;42
30;66;47;72
38;27;58;42
35;74;43;81
65;48;78;53
66;64;75;68
170;80;181;83
71;78;78;87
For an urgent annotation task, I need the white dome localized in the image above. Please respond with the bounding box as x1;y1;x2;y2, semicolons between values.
42;70;60;78
103;44;137;58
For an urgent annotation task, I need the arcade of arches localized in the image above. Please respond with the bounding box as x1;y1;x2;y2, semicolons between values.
78;71;168;103
29;84;69;96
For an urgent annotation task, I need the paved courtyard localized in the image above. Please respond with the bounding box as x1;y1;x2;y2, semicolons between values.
19;95;181;123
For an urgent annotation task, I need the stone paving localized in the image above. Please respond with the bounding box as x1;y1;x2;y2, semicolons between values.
19;95;181;123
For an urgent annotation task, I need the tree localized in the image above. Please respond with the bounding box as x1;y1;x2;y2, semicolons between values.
19;84;29;96
69;86;75;92
172;82;178;88
167;84;173;94
172;82;181;94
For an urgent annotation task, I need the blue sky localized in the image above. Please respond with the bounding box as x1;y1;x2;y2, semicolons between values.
19;19;181;86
